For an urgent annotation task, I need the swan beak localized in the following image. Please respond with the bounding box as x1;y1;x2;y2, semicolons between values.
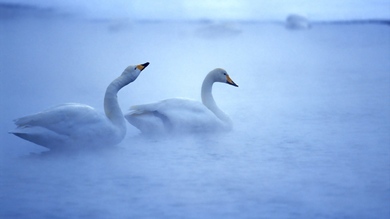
137;62;150;71
226;75;238;87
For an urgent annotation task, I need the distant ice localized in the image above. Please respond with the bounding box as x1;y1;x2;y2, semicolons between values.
1;0;390;22
285;14;311;30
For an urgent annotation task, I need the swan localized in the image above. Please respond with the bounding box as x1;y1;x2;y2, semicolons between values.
125;68;238;134
10;62;149;150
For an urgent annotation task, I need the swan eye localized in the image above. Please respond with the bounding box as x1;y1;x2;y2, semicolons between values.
134;67;137;70
223;73;227;76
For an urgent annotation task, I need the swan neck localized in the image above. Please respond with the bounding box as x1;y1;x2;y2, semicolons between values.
104;74;132;131
201;74;232;129
201;74;216;109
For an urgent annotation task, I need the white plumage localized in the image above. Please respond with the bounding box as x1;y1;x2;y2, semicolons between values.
10;62;149;150
125;68;238;135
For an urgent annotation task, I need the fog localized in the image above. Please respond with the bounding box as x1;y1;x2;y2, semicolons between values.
2;0;390;21
1;2;390;219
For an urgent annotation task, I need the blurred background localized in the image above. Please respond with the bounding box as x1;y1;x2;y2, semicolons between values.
1;0;389;21
0;1;389;219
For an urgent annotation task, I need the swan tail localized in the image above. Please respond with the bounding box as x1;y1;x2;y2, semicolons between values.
127;105;143;115
13;115;37;127
128;103;159;117
9;126;67;148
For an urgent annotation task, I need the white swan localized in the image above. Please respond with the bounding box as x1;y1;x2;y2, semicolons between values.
10;62;149;150
125;68;238;134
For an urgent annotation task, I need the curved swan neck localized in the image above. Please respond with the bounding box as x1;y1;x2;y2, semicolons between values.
104;74;133;129
201;73;232;128
201;73;216;109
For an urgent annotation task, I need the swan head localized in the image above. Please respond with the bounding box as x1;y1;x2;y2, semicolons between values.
211;68;238;87
122;62;150;81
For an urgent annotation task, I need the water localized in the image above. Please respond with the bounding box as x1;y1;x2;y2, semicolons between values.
0;13;389;218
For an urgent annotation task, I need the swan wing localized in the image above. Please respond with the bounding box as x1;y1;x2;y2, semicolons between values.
13;103;105;135
10;103;112;148
126;98;222;134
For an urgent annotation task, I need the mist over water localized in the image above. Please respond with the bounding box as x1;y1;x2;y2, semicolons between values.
1;0;390;21
1;3;390;219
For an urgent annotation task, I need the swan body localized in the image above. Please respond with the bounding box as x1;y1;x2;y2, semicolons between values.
10;62;149;150
125;68;238;134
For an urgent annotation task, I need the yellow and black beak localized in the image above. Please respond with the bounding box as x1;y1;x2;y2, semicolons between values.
136;62;150;71
226;75;238;87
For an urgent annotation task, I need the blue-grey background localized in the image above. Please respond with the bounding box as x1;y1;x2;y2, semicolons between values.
0;1;389;218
